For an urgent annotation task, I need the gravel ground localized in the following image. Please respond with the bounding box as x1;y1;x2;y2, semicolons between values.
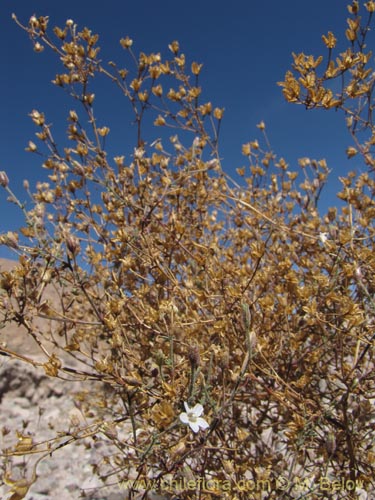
0;358;125;499
0;358;172;500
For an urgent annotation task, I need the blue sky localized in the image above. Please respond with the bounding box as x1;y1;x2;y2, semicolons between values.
0;0;365;258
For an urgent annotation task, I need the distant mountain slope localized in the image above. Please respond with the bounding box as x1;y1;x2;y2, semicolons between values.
0;257;17;271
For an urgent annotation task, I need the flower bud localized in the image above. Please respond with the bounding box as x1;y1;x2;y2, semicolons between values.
30;110;45;126
66;235;80;256
168;40;179;54
326;432;336;455
4;231;19;249
69;110;78;122
26;141;37;152
248;330;257;352
120;36;133;49
0;171;9;188
188;344;201;369
29;15;39;27
34;42;44;53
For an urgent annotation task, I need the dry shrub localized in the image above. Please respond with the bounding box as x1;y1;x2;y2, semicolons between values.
0;2;375;499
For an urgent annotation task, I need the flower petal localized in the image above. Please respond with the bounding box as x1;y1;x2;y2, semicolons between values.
179;412;189;424
197;417;209;430
183;402;190;413
192;403;203;417
189;421;200;433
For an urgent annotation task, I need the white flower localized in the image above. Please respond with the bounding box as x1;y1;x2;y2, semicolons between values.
319;232;329;244
179;402;209;433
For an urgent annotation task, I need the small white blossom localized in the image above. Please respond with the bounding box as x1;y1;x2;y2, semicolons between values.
179;402;209;433
319;232;329;244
